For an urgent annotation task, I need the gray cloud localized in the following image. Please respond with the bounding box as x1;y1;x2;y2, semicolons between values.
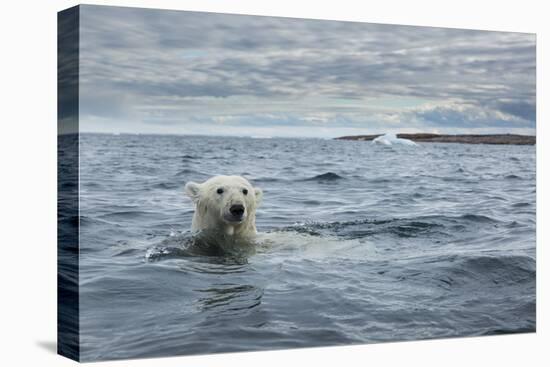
409;103;532;129
78;5;536;136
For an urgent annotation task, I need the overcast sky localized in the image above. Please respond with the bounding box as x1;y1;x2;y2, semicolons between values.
79;5;536;138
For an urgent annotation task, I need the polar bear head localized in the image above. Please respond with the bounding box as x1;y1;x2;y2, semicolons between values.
185;175;263;237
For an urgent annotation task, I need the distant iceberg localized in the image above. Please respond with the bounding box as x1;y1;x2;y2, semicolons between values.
372;133;418;146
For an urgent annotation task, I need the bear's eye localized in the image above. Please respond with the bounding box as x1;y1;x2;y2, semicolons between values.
242;188;248;195
216;188;224;194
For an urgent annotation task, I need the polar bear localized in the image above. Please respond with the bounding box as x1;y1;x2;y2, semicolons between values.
184;175;263;240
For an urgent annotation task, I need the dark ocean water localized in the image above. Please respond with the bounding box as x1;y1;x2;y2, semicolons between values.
75;133;535;361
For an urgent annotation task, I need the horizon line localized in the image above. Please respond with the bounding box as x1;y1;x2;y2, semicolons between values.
63;131;537;139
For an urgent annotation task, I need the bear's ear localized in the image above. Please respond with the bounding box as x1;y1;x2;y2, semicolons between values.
254;187;263;206
184;181;201;203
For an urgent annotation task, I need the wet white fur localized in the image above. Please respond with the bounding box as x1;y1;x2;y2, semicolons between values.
185;175;262;238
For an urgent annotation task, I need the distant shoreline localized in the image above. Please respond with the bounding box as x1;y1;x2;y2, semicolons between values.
335;133;536;145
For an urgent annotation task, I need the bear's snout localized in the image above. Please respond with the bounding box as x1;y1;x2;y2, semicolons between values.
229;204;245;220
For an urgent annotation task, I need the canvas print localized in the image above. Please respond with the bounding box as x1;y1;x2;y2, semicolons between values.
58;5;536;362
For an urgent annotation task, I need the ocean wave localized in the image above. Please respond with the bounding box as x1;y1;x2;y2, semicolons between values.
302;172;344;182
195;284;263;313
505;174;522;180
249;176;283;183
78;215;123;227
280;214;501;239
458;214;500;223
404;253;536;290
152;182;180;190
380;253;536;303
457;254;535;283
145;232;256;263
98;210;160;221
175;168;201;177
180;154;199;160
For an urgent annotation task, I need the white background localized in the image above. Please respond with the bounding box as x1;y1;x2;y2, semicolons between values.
0;0;547;366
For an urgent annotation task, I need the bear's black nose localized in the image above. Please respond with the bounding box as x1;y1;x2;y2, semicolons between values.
230;204;245;217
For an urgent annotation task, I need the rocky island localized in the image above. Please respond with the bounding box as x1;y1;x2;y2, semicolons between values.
335;133;535;145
